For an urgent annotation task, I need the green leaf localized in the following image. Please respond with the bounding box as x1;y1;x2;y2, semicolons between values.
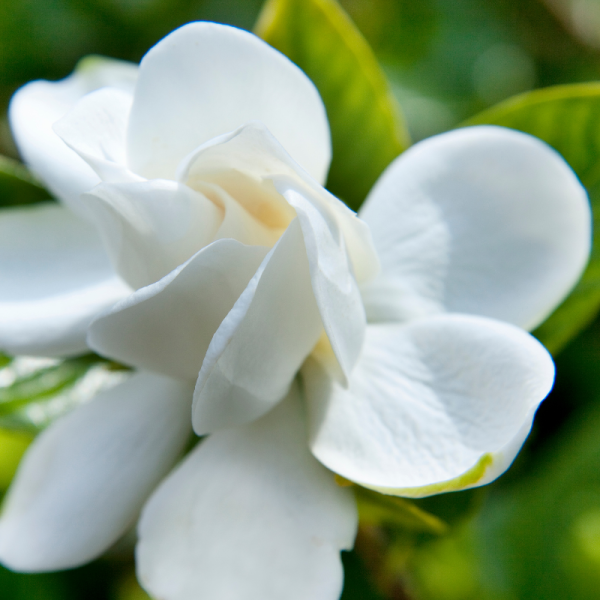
0;155;49;207
473;401;600;599
255;0;410;210
464;84;600;354
355;485;448;535
0;355;129;432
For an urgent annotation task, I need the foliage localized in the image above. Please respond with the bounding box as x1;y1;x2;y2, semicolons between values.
2;0;600;599
255;0;409;210
466;84;600;354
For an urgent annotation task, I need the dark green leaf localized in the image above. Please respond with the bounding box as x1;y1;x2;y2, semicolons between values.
255;0;410;210
474;400;600;599
0;155;49;207
464;84;600;354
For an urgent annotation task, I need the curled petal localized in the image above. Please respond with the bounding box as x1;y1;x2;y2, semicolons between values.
127;22;330;183
0;373;193;571
193;219;323;434
88;240;268;381
53;87;138;183
359;126;591;330
83;180;222;289
304;314;554;497
9;57;137;218
137;384;357;600
179;121;379;284
278;183;367;383
0;203;130;356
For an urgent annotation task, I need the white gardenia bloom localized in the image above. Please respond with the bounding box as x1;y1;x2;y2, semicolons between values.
0;21;591;600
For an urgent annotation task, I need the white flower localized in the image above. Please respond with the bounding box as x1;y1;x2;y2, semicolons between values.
0;21;591;600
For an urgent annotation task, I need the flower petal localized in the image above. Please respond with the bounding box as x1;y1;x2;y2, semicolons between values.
0;203;130;357
88;240;268;381
127;22;330;183
182;123;373;383
137;383;357;600
0;372;192;572
304;314;554;497
359;126;591;330
9;57;137;218
179;120;379;284
193;218;323;434
277;182;367;383
82;180;222;289
53;87;138;183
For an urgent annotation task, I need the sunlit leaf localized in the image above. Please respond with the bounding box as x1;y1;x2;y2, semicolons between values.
464;84;600;354
0;355;130;432
255;0;410;210
0;429;32;490
0;155;49;207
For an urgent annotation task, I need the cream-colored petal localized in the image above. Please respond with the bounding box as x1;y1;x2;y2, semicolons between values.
360;126;591;330
88;240;268;381
9;56;137;218
127;23;330;183
305;315;554;497
0;203;130;357
0;373;192;571
83;179;222;289
137;384;357;600
193;219;322;434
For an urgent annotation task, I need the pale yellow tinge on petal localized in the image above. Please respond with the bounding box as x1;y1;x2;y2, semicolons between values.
309;330;346;385
355;453;494;499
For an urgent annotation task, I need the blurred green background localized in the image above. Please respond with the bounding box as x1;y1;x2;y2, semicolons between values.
2;0;600;598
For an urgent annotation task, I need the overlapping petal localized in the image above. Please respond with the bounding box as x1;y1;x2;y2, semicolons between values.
359;126;591;330
304;314;554;497
82;180;222;289
277;182;368;382
180;121;380;283
127;22;331;183
88;240;268;380
0;203;130;356
9;57;137;218
137;384;357;600
193;219;322;434
53;87;138;184
0;373;192;571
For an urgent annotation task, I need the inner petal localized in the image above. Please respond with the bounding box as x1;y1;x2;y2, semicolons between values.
194;178;290;249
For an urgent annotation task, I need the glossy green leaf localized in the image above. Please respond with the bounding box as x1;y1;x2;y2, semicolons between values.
255;0;410;210
464;84;600;354
0;155;49;207
0;355;129;432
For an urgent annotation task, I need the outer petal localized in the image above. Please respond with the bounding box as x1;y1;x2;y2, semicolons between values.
82;180;222;289
193;219;322;434
88;240;268;381
304;314;554;497
0;372;193;571
359;126;591;330
53;87;138;183
9;57;137;218
137;384;357;600
0;203;130;357
127;22;330;183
